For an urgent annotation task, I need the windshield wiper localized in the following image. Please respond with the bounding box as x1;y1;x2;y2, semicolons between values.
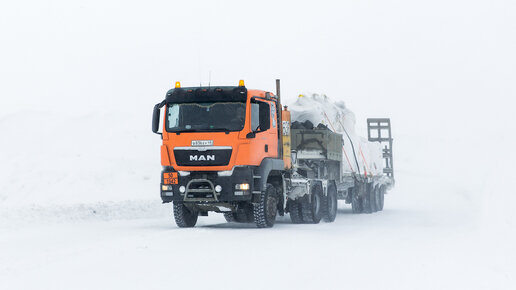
170;129;202;135
170;128;234;134
205;128;232;132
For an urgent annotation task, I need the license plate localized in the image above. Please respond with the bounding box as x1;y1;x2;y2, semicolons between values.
163;172;178;184
191;140;213;146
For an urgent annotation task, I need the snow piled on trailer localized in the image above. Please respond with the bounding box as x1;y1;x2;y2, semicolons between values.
288;94;384;176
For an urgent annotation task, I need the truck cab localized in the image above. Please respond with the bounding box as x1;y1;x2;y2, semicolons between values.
152;81;286;228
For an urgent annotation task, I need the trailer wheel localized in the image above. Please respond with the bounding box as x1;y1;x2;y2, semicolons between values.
288;200;303;224
374;186;381;211
351;188;362;213
253;183;278;228
377;186;385;211
362;183;374;214
301;185;322;224
173;202;198;228
371;186;378;213
322;183;338;222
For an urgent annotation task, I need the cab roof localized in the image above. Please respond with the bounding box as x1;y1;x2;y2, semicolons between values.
166;86;247;103
165;86;276;103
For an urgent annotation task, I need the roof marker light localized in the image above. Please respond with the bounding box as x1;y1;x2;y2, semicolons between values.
175;81;181;88
238;80;245;87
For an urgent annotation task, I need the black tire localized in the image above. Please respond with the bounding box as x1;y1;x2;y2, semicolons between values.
377;186;385;211
301;185;322;224
253;184;278;228
224;212;251;223
370;186;378;213
242;204;255;223
224;204;254;223
173;202;198;228
223;212;236;222
288;200;303;224
351;188;362;213
374;186;380;211
362;183;374;214
322;183;338;222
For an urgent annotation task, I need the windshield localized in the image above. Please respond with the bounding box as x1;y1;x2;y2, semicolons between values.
166;102;246;132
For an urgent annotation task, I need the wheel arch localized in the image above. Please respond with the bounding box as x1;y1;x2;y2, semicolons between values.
255;158;285;214
325;179;337;197
257;158;284;192
266;171;285;215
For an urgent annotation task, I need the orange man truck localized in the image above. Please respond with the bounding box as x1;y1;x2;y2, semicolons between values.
152;80;394;228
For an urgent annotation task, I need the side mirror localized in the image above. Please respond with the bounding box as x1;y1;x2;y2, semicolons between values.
152;104;161;134
246;132;256;139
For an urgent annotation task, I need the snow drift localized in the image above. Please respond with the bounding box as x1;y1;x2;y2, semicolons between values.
288;94;384;176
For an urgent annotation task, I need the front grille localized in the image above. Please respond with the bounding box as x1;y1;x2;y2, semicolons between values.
174;148;232;166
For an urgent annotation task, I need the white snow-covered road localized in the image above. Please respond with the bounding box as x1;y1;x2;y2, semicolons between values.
1;180;513;290
1;112;514;289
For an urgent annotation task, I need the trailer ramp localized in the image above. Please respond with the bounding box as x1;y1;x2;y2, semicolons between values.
367;118;394;178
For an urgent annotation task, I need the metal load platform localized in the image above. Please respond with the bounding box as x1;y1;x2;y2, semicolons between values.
290;125;343;162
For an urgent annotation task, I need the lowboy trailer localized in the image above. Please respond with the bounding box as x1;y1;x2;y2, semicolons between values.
152;80;394;228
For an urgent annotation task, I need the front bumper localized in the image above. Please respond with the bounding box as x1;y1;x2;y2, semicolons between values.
160;166;255;203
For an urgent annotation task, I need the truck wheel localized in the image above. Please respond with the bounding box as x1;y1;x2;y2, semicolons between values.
243;203;255;223
288;200;303;224
253;183;278;228
322;183;337;222
224;204;254;223
173;202;198;228
224;212;250;223
301;185;322;224
223;212;236;222
351;188;362;213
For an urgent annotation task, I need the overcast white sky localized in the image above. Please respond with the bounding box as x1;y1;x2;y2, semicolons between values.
1;0;514;135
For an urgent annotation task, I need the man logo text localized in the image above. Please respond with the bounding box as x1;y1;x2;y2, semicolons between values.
190;155;215;161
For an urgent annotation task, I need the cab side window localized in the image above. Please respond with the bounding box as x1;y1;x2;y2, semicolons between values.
271;102;276;128
251;100;271;132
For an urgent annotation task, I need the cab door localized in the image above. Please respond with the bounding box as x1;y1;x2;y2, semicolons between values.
249;98;278;163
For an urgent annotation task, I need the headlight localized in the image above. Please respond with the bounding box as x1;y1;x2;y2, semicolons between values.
162;185;173;191
215;185;222;193
179;186;186;193
235;183;250;190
